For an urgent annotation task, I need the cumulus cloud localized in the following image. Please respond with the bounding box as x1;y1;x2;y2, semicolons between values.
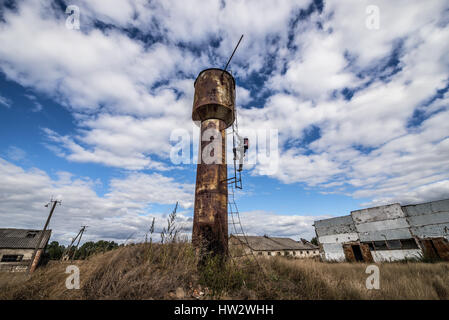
0;157;325;243
238;210;332;240
0;157;194;244
238;0;449;205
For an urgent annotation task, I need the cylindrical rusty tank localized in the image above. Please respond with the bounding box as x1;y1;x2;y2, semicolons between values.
192;68;235;258
192;68;235;128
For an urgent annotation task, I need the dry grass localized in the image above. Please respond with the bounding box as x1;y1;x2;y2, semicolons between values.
254;258;449;300
0;243;448;300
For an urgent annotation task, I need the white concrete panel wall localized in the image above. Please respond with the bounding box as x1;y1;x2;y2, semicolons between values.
315;215;359;261
351;203;405;224
315;199;449;262
403;199;449;239
359;228;412;242
318;233;359;244
314;215;357;237
403;199;449;217
371;249;422;262
0;249;34;260
355;218;409;232
352;204;412;241
411;223;449;238
407;212;449;226
321;243;346;262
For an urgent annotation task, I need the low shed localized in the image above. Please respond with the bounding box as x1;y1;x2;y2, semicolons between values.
0;228;52;272
229;235;320;258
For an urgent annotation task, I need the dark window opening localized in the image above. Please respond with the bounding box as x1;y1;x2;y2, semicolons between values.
401;239;418;249
373;241;388;250
258;252;263;256
267;252;272;256
351;245;364;262
387;240;402;250
365;239;419;250
1;255;24;262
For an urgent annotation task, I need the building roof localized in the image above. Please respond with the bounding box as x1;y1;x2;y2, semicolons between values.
230;235;318;251
0;228;52;249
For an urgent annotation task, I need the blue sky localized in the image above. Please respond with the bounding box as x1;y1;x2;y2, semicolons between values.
0;0;448;244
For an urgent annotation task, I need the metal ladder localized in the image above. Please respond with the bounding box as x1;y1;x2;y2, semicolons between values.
228;184;255;259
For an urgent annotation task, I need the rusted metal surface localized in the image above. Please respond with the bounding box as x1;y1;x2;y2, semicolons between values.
432;238;449;260
29;249;43;273
192;68;235;128
192;119;229;257
192;68;236;258
420;238;449;261
343;242;373;262
343;244;356;262
360;243;374;262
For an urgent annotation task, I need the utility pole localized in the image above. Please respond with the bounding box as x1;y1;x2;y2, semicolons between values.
62;226;87;261
29;198;61;274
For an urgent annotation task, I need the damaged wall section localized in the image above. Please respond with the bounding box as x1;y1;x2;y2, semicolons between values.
351;203;421;262
314;215;358;262
403;199;449;260
314;198;449;262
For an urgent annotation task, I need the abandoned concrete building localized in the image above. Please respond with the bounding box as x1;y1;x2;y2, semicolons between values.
0;228;52;272
314;199;449;262
229;235;320;258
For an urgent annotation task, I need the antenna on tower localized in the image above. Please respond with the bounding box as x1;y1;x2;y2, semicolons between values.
222;34;244;75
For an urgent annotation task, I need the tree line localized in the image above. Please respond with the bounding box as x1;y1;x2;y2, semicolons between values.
44;240;120;260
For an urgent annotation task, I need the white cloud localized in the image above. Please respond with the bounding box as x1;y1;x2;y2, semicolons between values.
0;157;194;244
4;146;27;161
24;94;43;112
239;0;449;205
0;157;325;243
0;94;12;107
238;210;332;240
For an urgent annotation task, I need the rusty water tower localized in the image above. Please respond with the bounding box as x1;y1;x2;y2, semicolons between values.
192;68;235;257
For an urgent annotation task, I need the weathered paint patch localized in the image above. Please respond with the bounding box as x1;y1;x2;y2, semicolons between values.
431;199;449;213
411;223;449;238
355;218;409;233
359;228;412;242
351;203;404;224
321;243;346;261
407;212;449;227
402;199;449;216
318;232;359;244
371;249;422;262
315;215;354;228
402;203;433;216
314;215;356;236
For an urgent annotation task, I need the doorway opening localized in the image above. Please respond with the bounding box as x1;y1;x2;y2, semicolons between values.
351;245;364;262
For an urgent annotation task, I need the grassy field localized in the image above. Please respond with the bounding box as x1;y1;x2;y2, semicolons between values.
0;242;448;300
